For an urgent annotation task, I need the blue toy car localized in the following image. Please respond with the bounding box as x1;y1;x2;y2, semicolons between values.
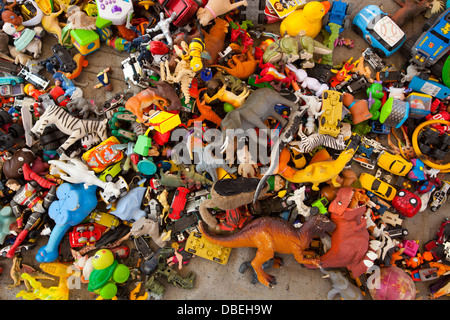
0;71;24;86
409;8;450;69
324;0;353;33
353;5;406;57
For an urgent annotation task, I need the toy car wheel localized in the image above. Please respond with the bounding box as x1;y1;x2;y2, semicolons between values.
78;237;88;243
0;110;12;126
88;225;95;231
105;174;113;182
8;123;25;138
76;226;86;232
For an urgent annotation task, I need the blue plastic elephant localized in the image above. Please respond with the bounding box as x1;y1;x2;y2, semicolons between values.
36;183;98;263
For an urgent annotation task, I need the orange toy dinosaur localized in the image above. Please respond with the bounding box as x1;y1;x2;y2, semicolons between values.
125;89;169;124
187;88;222;127
211;46;258;80
198;214;336;287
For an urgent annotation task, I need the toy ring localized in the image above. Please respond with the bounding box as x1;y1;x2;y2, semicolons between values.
412;119;450;172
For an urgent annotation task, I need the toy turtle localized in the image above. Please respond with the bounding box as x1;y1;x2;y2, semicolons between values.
87;249;130;299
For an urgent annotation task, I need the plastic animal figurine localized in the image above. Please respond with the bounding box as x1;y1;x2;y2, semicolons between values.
131;217;169;248
182;164;213;186
211;47;258;79
280;1;331;38
320;268;364;300
124;88;169;124
262;34;332;69
65;5;96;30
202;17;229;67
160;42;196;103
199;177;270;233
35;182;98;263
276;146;356;191
287;63;329;97
219;88;300;153
287;186;311;218
30;104;108;155
66;97;100;119
7;256;54;290
295;94;324;135
87;249;130;299
389;0;431;27
290;124;346;153
3;24;43;59
148;78;183;112
110;187;147;222
187;88;223;127
198;214;336;287
319;187;381;278
156;169;187;188
203;83;250;108
41;5;67;44
0;206;15;244
195;146;237;182
196;0;248;26
157;189;170;221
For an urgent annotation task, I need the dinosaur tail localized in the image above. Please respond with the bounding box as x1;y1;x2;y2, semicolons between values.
198;221;253;248
349;240;381;278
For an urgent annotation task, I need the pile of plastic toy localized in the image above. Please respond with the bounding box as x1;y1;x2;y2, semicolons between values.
0;0;450;301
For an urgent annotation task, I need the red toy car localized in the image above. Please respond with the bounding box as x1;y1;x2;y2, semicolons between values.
392;189;421;218
69;224;103;248
169;186;190;220
158;0;201;27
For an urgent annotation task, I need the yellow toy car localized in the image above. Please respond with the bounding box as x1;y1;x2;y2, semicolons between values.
89;211;121;229
359;172;397;201
185;232;231;265
319;90;343;137
377;151;412;176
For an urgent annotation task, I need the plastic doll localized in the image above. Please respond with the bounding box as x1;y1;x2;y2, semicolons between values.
146;12;177;48
52;72;77;98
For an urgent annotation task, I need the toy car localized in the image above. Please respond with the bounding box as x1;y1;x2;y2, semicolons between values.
0;59;21;75
323;0;353;33
406;8;450;74
319;90;343;137
169;186;190;220
99;161;125;182
17;67;49;89
429;181;450;212
89;211;121;229
121;52;147;88
158;0;199;27
353;5;406;57
185;231;231;265
82;136;124;173
0;71;24;86
0;84;25;97
69;223;103;248
377;151;412;176
359;172;397;201
166;211;199;242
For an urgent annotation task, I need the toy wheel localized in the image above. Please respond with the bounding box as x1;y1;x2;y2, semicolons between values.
346;2;354;15
0;110;12;126
88;225;95;231
423;12;441;31
76;226;86;232
8;123;25;138
78;237;88;243
105;174;113;182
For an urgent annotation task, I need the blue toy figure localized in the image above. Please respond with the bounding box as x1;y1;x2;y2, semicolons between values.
36;183;98;263
110;186;147;222
408;158;426;182
53;72;77;98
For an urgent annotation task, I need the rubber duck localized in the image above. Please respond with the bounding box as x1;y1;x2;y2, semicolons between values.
280;1;331;38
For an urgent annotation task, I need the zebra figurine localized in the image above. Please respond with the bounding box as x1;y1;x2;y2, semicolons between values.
31;104;108;155
289;124;346;153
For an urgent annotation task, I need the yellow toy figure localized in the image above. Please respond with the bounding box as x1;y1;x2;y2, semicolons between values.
16;262;71;300
93;67;112;91
280;1;331;38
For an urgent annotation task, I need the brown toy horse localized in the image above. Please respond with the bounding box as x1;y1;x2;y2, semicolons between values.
202;17;229;67
198;214;335;287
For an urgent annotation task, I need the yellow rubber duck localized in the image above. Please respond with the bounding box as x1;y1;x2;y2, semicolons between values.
280;1;331;39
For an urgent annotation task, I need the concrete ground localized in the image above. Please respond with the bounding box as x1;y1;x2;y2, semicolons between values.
0;0;449;302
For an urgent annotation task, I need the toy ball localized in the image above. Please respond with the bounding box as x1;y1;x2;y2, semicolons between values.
368;266;416;300
92;249;115;270
223;103;235;113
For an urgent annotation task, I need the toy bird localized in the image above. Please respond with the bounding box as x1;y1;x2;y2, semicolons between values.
280;1;331;38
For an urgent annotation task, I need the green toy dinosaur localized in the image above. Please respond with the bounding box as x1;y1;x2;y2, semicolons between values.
262;32;333;68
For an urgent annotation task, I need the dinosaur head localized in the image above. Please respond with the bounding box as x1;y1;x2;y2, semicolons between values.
329;187;369;215
305;214;336;238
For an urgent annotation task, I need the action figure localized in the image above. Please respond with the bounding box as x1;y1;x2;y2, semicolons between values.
146;12;177;48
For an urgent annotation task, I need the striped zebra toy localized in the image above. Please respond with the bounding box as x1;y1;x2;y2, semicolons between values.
31;104;108;155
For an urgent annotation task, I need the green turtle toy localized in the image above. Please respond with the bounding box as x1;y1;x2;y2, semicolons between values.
87;249;130;299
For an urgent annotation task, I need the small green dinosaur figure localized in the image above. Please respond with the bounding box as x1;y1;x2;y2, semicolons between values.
182;164;213;186
262;32;333;68
157;168;187;188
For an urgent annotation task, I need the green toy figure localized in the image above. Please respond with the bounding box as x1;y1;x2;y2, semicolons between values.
87;249;130;300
